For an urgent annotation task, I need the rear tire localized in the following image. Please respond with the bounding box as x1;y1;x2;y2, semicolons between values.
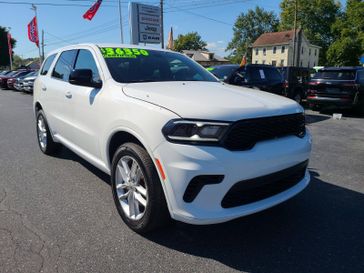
36;110;61;155
111;142;170;233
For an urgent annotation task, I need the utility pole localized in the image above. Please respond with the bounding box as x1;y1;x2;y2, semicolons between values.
292;0;297;66
41;30;45;61
31;4;42;65
118;0;124;43
160;0;164;49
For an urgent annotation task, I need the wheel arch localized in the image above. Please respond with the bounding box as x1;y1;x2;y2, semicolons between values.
106;129;173;216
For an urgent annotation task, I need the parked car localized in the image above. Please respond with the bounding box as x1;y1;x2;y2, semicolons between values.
7;70;34;90
279;66;311;103
0;70;11;75
207;64;239;81
307;67;364;111
0;71;17;88
14;71;38;91
209;64;285;97
21;71;39;93
34;44;311;233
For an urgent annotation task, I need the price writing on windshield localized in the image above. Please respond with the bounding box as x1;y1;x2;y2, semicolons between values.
100;47;150;58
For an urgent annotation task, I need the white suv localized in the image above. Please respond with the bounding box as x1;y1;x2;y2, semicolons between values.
34;44;311;233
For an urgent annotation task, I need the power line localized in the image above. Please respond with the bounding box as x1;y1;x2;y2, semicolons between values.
0;1;118;7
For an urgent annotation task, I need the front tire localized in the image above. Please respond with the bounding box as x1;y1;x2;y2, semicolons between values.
111;143;170;233
36;110;61;155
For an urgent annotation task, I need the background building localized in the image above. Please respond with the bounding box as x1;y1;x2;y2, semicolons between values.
251;29;320;68
182;50;229;67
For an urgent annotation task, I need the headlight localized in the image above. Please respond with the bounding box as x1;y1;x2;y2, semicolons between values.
162;119;230;143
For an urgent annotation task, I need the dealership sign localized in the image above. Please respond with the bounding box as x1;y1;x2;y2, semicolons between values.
129;2;161;44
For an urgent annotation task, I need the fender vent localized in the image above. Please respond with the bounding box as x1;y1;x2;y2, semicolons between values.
183;175;224;203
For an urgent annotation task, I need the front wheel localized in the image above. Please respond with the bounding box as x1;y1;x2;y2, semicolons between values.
111;143;170;233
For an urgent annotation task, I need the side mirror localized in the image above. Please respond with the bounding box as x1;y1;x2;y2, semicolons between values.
69;69;102;88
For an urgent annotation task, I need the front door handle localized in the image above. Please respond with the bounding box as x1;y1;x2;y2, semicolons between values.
41;86;47;91
65;92;72;99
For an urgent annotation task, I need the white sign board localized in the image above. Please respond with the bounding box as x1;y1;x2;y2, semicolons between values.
129;2;161;44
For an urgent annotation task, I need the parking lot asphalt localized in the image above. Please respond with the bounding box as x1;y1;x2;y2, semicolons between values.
0;89;363;273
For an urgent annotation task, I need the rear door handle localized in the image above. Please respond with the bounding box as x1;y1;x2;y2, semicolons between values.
65;92;72;99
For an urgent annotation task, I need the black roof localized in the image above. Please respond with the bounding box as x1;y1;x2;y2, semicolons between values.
210;64;240;69
320;66;364;71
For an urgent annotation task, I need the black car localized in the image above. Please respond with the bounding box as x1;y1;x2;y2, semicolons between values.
279;66;311;103
209;64;284;97
307;67;364;111
207;64;240;81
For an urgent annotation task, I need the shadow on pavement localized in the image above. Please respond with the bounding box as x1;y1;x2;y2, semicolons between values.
144;171;364;273
52;146;364;273
304;113;330;124
56;147;111;185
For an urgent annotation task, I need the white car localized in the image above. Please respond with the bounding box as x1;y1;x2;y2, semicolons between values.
33;44;311;233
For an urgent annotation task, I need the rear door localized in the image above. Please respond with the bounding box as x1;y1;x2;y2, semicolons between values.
47;49;78;142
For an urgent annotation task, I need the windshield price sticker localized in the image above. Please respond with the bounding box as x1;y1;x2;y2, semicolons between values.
100;47;149;58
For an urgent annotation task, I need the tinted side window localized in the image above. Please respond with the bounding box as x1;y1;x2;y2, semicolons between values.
358;70;364;83
74;49;100;82
40;54;56;75
52;50;77;81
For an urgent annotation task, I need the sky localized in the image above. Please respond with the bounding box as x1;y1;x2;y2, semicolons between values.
0;0;345;59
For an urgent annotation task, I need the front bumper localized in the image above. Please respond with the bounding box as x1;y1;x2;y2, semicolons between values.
153;131;312;225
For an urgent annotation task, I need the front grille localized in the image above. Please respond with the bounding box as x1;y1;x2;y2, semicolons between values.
222;113;305;151
221;160;308;208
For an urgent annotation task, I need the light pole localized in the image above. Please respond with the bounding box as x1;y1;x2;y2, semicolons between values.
118;0;124;43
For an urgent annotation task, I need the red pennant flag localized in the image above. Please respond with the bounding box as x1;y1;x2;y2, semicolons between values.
7;33;12;57
27;16;39;48
83;0;103;21
240;54;247;67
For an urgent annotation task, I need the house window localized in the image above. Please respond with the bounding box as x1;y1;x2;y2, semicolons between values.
273;46;276;54
272;60;277;66
313;62;316;67
280;59;284;66
262;60;266;64
315;49;317;56
281;46;285;53
300;60;303;67
263;48;266;56
308;61;310;68
255;48;259;55
301;46;304;54
309;48;311;56
255;60;258;64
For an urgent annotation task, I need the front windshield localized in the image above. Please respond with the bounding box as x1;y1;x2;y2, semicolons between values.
100;47;218;83
312;70;356;80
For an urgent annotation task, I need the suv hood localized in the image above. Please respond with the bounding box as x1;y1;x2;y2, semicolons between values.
123;81;302;121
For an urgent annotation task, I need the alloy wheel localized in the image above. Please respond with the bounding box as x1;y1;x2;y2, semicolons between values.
37;115;47;150
115;156;148;220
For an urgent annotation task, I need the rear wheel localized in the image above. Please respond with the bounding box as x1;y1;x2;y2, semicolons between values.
111;143;170;233
36;110;61;155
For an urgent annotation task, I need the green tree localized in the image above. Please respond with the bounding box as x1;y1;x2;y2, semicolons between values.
327;0;364;66
173;32;207;52
0;26;16;67
226;7;279;64
279;0;340;65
